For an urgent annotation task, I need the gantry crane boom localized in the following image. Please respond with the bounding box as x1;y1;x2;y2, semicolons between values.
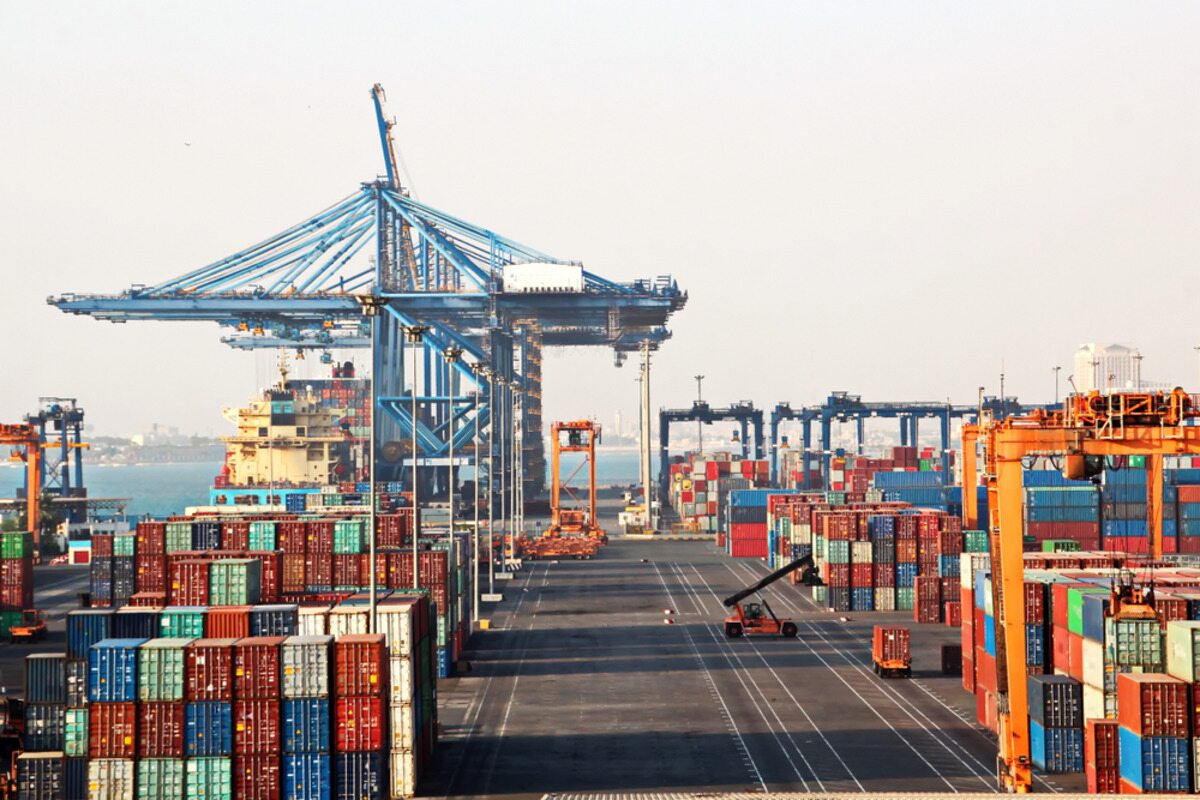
960;388;1198;792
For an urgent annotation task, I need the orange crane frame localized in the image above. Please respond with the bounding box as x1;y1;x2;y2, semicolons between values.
0;424;41;549
548;420;603;539
960;388;1197;792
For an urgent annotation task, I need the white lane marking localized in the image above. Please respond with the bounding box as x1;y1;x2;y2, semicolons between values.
680;562;865;792
665;562;818;792
652;561;768;793
732;557;1060;794
716;560;962;793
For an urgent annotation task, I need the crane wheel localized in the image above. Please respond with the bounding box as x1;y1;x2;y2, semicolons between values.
781;622;798;638
724;622;743;638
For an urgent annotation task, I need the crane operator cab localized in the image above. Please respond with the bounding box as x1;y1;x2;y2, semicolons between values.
743;603;765;621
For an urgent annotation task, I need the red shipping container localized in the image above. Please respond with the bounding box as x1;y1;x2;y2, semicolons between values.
1191;683;1200;734
307;520;335;553
245;551;281;603
1024;582;1045;624
277;521;307;554
136;554;168;594
234;699;281;755
89;701;137;758
973;608;986;650
1086;764;1119;795
282;554;307;593
1051;626;1070;674
139;701;185;758
333;554;361;588
208;606;251;639
1116;673;1190;737
0;559;32;608
729;539;767;558
306;553;333;588
975;650;997;693
850;564;872;587
136;522;166;555
943;601;962;628
962;652;976;692
235;754;281;800
335;695;386;752
873;565;895;587
335;634;386;697
129;592;166;608
1156;595;1188;628
234;636;286;699
938;529;963;555
896;540;918;562
169;559;211;606
1068;632;1084;682
1178;485;1200;504
1051;583;1073;631
222;521;250;552
913;575;941;623
1086;718;1119;769
185;638;236;701
92;534;114;557
826;564;850;587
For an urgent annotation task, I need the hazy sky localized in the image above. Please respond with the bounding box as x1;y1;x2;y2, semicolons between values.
3;3;1199;439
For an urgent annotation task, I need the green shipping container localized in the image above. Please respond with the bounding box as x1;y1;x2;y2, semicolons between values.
1041;539;1081;553
896;586;915;611
918;458;932;471
185;757;231;800
0;611;22;631
113;533;137;556
826;539;851;564
0;532;32;559
1066;586;1107;635
64;707;88;757
1129;455;1146;468
247;522;276;551
139;758;186;800
333;520;364;554
160;608;206;638
1108;617;1164;669
1165;620;1200;683
209;559;262;607
963;530;989;553
138;638;192;701
165;523;193;553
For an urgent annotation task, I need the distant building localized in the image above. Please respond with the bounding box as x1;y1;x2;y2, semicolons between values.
1073;343;1140;392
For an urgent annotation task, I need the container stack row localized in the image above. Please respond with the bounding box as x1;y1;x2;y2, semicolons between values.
19;595;436;799
0;530;33;631
666;451;771;534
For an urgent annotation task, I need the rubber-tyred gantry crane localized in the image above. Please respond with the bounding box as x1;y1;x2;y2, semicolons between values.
548;420;604;540
0;424;42;549
960;388;1199;792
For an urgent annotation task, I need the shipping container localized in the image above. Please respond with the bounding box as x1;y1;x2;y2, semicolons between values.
1118;726;1190;792
335;634;386;697
139;638;192;702
67;609;115;660
233;636;286;699
139;701;186;758
284;697;332;753
234;699;281;755
1027;675;1084;728
1116;673;1190;737
282;635;333;698
16;752;64;800
284;753;331;800
335;695;386;752
137;757;186;800
185;756;232;800
25;703;65;751
24;652;66;704
185;639;236;701
335;752;385;800
89;639;147;702
89;701;137;758
88;757;136;800
186;701;233;757
233;754;282;800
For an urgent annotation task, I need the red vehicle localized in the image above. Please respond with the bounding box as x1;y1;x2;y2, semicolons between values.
872;625;911;678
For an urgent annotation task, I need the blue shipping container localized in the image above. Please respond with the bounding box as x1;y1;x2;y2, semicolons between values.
1029;720;1083;773
88;638;146;702
283;698;331;753
938;555;960;578
1082;593;1111;642
984;615;996;657
24;703;65;750
249;604;300;637
24;654;66;704
186;701;233;756
896;564;918;588
851;588;874;611
1118;727;1190;792
334;752;385;800
285;753;332;800
66;609;115;661
113;609;162;640
193;521;221;550
1025;625;1044;667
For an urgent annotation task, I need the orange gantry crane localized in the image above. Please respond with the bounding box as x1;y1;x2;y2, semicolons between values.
961;388;1198;792
0;424;41;549
525;420;605;559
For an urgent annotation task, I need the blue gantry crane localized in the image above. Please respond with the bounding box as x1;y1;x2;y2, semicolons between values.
49;84;687;499
658;401;764;499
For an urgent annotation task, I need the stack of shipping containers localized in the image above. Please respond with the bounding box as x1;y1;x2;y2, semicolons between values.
0;531;33;631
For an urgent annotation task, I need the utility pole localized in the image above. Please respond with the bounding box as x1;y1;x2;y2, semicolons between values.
356;294;388;633
1091;357;1100;393
999;370;1006;417
639;342;653;528
694;374;705;454
1053;366;1061;405
1133;351;1143;391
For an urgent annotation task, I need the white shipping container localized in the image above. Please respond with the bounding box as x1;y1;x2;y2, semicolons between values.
88;758;136;800
281;635;333;698
297;606;330;636
377;601;416;658
875;588;896;611
1082;683;1105;721
1082;638;1105;690
329;606;369;637
960;553;991;589
851;542;873;563
501;262;584;293
389;703;417;751
1166;620;1200;683
389;749;417;799
388;654;414;705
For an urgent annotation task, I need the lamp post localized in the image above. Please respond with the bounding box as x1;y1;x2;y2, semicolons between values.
470;362;486;622
1133;352;1143;391
404;324;428;589
496;375;508;574
356;294;388;633
694;374;705;454
1053;366;1061;405
443;346;463;545
485;369;496;593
